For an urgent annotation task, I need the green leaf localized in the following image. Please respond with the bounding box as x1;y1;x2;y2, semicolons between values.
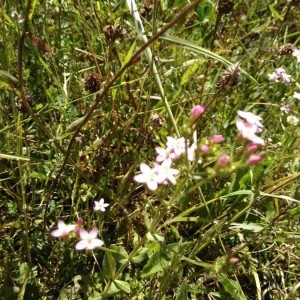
132;247;148;264
229;222;263;232
175;283;187;300
146;232;165;242
218;274;247;300
114;279;131;294
180;63;199;85
196;0;215;22
0;70;19;93
141;251;170;278
268;4;283;21
102;252;116;280
110;244;129;264
29;172;48;180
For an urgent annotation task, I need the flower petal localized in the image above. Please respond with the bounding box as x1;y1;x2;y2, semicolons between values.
76;240;87;250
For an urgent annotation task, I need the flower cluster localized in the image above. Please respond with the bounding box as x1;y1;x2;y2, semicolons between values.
268;67;291;85
236;110;265;165
51;218;104;251
268;48;300;123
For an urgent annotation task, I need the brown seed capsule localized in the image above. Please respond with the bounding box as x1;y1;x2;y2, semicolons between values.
278;43;294;55
84;73;101;93
103;24;125;43
150;113;163;128
217;0;235;15
216;62;241;90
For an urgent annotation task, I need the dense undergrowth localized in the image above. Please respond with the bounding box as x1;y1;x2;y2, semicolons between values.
0;0;300;299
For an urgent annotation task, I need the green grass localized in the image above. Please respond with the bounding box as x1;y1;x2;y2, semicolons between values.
0;0;300;299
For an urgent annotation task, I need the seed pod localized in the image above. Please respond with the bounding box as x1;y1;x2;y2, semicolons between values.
278;43;294;55
216;62;241;90
217;0;235;15
84;73;101;93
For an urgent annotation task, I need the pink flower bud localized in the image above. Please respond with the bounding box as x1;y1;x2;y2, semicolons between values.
76;218;84;225
211;134;224;144
248;151;265;165
229;258;239;264
217;155;230;166
246;143;258;154
200;144;209;153
191;105;206;118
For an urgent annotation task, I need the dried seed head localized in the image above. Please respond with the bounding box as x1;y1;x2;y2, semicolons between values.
278;43;294;55
216;62;241;90
150;113;163;128
84;73;101;93
139;0;154;17
103;24;125;43
217;0;235;15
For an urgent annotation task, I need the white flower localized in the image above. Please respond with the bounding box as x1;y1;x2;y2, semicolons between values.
166;136;189;158
237;110;263;129
155;160;180;185
268;67;291;85
293;91;300;100
292;49;300;62
236;118;265;146
287;115;299;126
75;228;104;251
94;198;109;212
51;220;76;238
134;163;162;191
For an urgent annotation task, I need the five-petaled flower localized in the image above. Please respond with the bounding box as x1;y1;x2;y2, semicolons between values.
51;220;76;238
94;198;109;212
134;163;162;191
156;160;180;185
75;228;104;251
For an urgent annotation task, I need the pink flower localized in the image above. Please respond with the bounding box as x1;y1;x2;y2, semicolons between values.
134;163;162;191
293;91;300;100
75;228;104;251
217;155;230;166
200;144;209;153
191;105;206;118
211;134;224;144
292;49;300;62
229;258;239;265
268;67;291;84
246;143;258;154
94;198;109;212
76;218;84;225
51;220;76;238
247;152;265;165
